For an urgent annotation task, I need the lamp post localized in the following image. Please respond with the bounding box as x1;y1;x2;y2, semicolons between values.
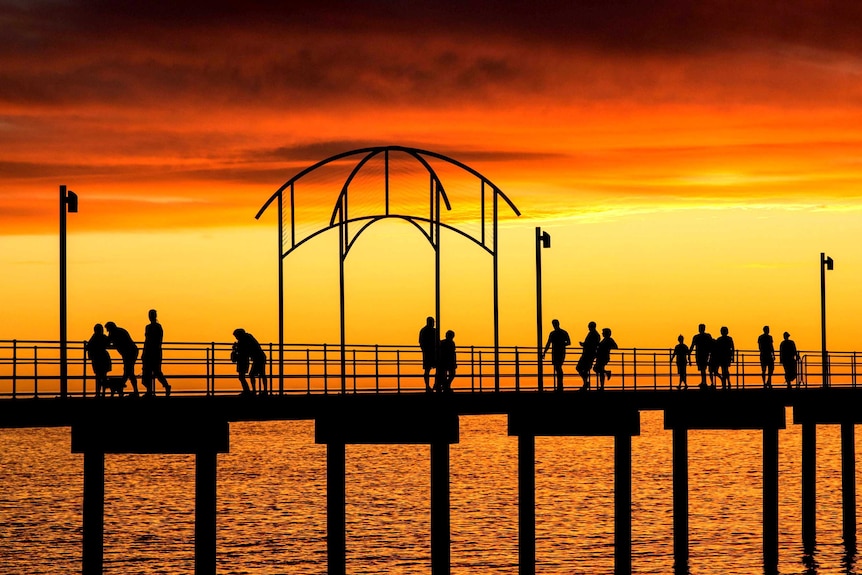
60;185;78;398
820;252;833;388
535;227;551;391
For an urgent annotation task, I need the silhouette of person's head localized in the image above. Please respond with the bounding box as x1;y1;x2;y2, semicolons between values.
445;330;455;340
233;328;246;339
721;326;729;336
93;323;104;335
149;309;158;322
426;317;434;327
677;334;684;343
698;323;706;333
602;328;612;337
784;331;791;340
105;321;116;333
588;321;596;330
763;325;769;334
552;319;560;329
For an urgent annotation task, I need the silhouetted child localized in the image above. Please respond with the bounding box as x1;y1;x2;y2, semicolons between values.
594;327;618;390
670;335;691;390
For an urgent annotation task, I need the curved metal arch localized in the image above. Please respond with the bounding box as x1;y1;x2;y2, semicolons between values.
283;214;493;259
255;145;519;223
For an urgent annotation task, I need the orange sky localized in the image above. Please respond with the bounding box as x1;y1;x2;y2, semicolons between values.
2;1;861;352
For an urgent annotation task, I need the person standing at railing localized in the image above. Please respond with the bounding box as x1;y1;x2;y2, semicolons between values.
689;324;713;390
576;321;598;391
594;327;618;390
87;323;113;397
435;329;457;393
670;335;691;390
780;331;800;389
142;309;171;397
758;325;775;389
543;319;571;392
419;317;437;393
714;326;735;390
232;328;266;397
105;321;140;397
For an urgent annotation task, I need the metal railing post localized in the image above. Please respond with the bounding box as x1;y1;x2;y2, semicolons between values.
375;345;379;394
82;340;88;398
33;345;38;398
632;348;637;391
12;339;17;399
396;350;401;393
323;344;328;395
515;346;520;391
306;349;311;394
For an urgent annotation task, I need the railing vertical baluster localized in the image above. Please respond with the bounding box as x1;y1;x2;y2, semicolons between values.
470;346;475;392
305;348;311;395
632;348;637;391
515;346;520;392
740;352;745;389
81;340;87;398
12;339;17;399
479;350;484;392
210;342;216;396
853;352;857;388
653;352;657;390
375;345;379;394
33;345;38;398
396;350;401;393
268;342;274;395
352;349;357;394
205;346;211;396
323;344;328;395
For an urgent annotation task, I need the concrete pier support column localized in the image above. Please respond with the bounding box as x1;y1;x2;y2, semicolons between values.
615;433;632;575
672;428;689;571
327;442;346;575
841;422;856;547
195;451;218;575
763;427;779;572
519;434;536;575
82;451;105;575
431;442;451;575
802;422;817;551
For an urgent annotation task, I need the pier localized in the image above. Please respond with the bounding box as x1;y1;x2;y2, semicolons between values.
1;340;861;574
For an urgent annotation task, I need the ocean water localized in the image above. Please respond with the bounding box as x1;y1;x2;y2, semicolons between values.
0;411;857;574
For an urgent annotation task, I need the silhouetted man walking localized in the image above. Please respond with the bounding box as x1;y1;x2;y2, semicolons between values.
758;325;775;388
714;326;735;390
142;309;171;397
576;321;599;391
105;321;139;397
689;323;713;390
780;331;800;388
543;319;571;392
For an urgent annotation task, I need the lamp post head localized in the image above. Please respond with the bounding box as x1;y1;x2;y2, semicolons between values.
65;189;78;213
540;230;551;249
824;255;834;270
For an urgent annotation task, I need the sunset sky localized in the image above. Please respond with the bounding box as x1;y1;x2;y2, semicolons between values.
2;1;861;352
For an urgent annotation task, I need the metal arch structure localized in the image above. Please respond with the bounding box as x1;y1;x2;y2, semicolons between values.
255;145;521;393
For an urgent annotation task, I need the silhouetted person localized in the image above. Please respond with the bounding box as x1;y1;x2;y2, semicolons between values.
142;309;171;397
436;329;457;392
105;321;139;397
780;331;800;388
714;326;735;390
87;323;113;397
419;317;437;392
670;334;691;390
758;325;775;388
576;321;600;390
232;328;266;396
689;324;713;389
594;327;618;390
542;319;571;392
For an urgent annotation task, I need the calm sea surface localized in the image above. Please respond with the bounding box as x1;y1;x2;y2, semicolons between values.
0;410;858;574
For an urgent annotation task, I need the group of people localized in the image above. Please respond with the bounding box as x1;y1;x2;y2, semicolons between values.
671;324;800;390
230;328;268;396
86;309;171;398
418;317;457;393
542;320;617;392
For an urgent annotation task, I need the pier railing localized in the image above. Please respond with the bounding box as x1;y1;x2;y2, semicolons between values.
0;339;857;398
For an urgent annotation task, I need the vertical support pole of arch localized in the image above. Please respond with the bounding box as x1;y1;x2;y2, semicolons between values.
338;194;347;394
493;190;500;391
434;177;441;369
278;190;284;395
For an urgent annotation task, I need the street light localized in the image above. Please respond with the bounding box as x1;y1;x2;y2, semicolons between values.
821;252;833;388
535;227;551;391
60;185;78;398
